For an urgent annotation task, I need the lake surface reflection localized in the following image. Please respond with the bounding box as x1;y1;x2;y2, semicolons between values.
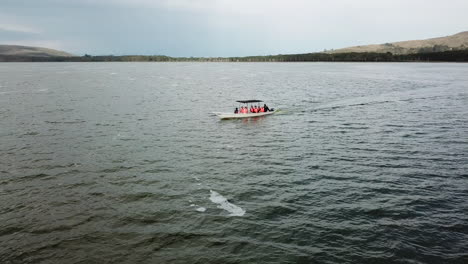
1;62;467;263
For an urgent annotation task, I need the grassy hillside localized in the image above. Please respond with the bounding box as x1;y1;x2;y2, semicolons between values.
329;31;468;54
0;45;73;57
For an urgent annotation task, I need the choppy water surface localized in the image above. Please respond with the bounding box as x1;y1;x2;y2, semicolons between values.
1;62;467;263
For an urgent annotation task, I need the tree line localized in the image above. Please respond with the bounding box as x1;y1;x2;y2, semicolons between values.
1;50;468;62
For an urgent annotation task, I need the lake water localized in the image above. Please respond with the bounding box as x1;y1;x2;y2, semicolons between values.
1;62;467;263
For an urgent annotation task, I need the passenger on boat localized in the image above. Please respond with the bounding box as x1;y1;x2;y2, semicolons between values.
234;107;239;114
264;104;270;112
250;105;254;113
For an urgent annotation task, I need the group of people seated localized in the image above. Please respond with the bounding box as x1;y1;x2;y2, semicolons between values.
234;104;270;114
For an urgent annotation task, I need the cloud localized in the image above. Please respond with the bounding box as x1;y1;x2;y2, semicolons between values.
0;23;41;34
1;0;468;56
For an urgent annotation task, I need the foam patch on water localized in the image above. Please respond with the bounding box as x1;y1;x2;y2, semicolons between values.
0;91;16;95
209;190;245;216
196;207;206;212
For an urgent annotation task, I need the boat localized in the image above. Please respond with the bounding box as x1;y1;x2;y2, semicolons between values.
214;100;277;120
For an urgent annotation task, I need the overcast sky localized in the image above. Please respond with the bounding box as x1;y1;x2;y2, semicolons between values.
1;0;467;56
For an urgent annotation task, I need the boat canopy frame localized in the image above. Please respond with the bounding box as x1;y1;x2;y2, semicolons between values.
236;100;263;104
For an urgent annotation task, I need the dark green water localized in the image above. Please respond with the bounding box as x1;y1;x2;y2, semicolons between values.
1;62;467;263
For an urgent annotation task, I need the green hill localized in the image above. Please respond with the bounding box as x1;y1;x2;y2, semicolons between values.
0;45;73;57
329;31;468;54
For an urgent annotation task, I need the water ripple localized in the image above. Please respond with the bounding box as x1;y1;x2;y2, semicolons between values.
1;62;467;263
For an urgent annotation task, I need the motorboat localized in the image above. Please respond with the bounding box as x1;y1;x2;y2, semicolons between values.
213;100;276;120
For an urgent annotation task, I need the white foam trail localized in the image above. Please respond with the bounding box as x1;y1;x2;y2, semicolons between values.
209;190;245;216
0;91;18;94
196;207;206;212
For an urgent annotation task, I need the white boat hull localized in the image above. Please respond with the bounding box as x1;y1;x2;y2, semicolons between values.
214;110;277;120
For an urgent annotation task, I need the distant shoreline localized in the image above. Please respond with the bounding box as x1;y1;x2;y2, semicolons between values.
1;50;468;62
